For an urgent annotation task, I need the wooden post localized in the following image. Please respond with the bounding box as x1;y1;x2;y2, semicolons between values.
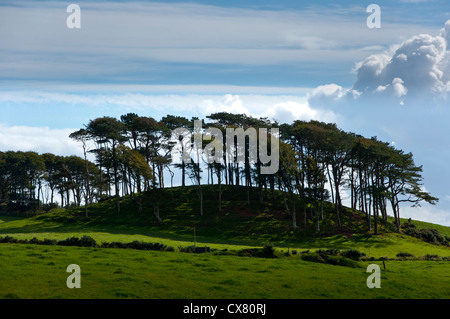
382;260;386;270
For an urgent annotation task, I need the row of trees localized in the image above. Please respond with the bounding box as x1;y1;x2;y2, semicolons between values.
69;112;437;233
0;112;437;233
0;151;99;214
278;120;438;233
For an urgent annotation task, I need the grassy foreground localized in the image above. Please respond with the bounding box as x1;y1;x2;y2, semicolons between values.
1;243;449;299
0;186;449;299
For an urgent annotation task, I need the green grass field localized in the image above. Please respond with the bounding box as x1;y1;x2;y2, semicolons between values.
0;186;449;299
1;243;449;299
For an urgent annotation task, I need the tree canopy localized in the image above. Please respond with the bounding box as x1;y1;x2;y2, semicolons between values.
0;112;437;233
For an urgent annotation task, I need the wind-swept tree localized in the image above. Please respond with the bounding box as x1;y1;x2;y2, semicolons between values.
84;116;126;213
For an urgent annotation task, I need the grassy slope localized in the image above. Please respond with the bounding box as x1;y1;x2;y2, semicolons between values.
0;185;449;299
1;185;449;258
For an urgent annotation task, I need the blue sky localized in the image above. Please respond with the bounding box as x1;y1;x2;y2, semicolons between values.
1;0;450;225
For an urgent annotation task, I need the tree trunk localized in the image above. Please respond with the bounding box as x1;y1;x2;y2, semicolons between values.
291;200;297;230
153;202;162;224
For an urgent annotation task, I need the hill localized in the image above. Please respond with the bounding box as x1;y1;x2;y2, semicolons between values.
0;185;449;300
1;185;449;258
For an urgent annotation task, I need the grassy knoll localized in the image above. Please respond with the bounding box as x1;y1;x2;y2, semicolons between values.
0;186;449;258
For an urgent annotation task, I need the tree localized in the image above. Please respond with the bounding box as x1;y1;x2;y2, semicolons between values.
276;140;300;229
162;115;192;187
70;129;92;217
386;149;438;231
85;116;126;213
117;145;153;214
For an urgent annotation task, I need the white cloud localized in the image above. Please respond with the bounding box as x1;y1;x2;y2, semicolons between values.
0;124;82;157
0;89;337;127
351;21;450;100
392;78;408;98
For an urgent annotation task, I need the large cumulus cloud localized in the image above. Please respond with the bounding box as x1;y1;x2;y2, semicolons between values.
311;20;450;105
355;20;450;101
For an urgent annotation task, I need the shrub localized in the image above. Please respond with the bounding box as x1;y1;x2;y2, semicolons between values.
401;222;416;230
404;227;421;238
380;219;398;232
402;222;447;246
79;235;97;247
127;240;151;250
263;243;275;258
396;252;415;258
324;255;361;268
422;254;441;261
42;238;57;245
56;235;97;247
179;245;196;253
29;237;41;245
57;236;81;246
300;253;324;263
153;242;168;251
315;248;340;256
340;249;366;260
110;241;127;249
0;236;18;243
100;240;170;251
420;229;438;244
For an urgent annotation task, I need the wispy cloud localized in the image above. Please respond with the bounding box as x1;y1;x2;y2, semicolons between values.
0;1;442;86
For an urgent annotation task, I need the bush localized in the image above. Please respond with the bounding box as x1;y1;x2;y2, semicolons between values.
315;248;340;256
401;222;416;230
402;222;447;246
79;235;97;247
340;249;366;260
102;241;126;249
263;243;275;258
42;238;57;245
57;236;81;246
29;237;41;245
396;252;415;258
179;245;196;253
404;227;421;238
325;255;361;268
0;235;173;252
422;254;441;261
57;235;97;247
100;240;169;251
300;253;324;263
0;236;18;243
420;229;439;244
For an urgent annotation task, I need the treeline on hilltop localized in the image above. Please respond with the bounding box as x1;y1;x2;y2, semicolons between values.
0;112;438;233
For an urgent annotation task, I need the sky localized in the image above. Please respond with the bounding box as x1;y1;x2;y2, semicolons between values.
1;0;450;225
